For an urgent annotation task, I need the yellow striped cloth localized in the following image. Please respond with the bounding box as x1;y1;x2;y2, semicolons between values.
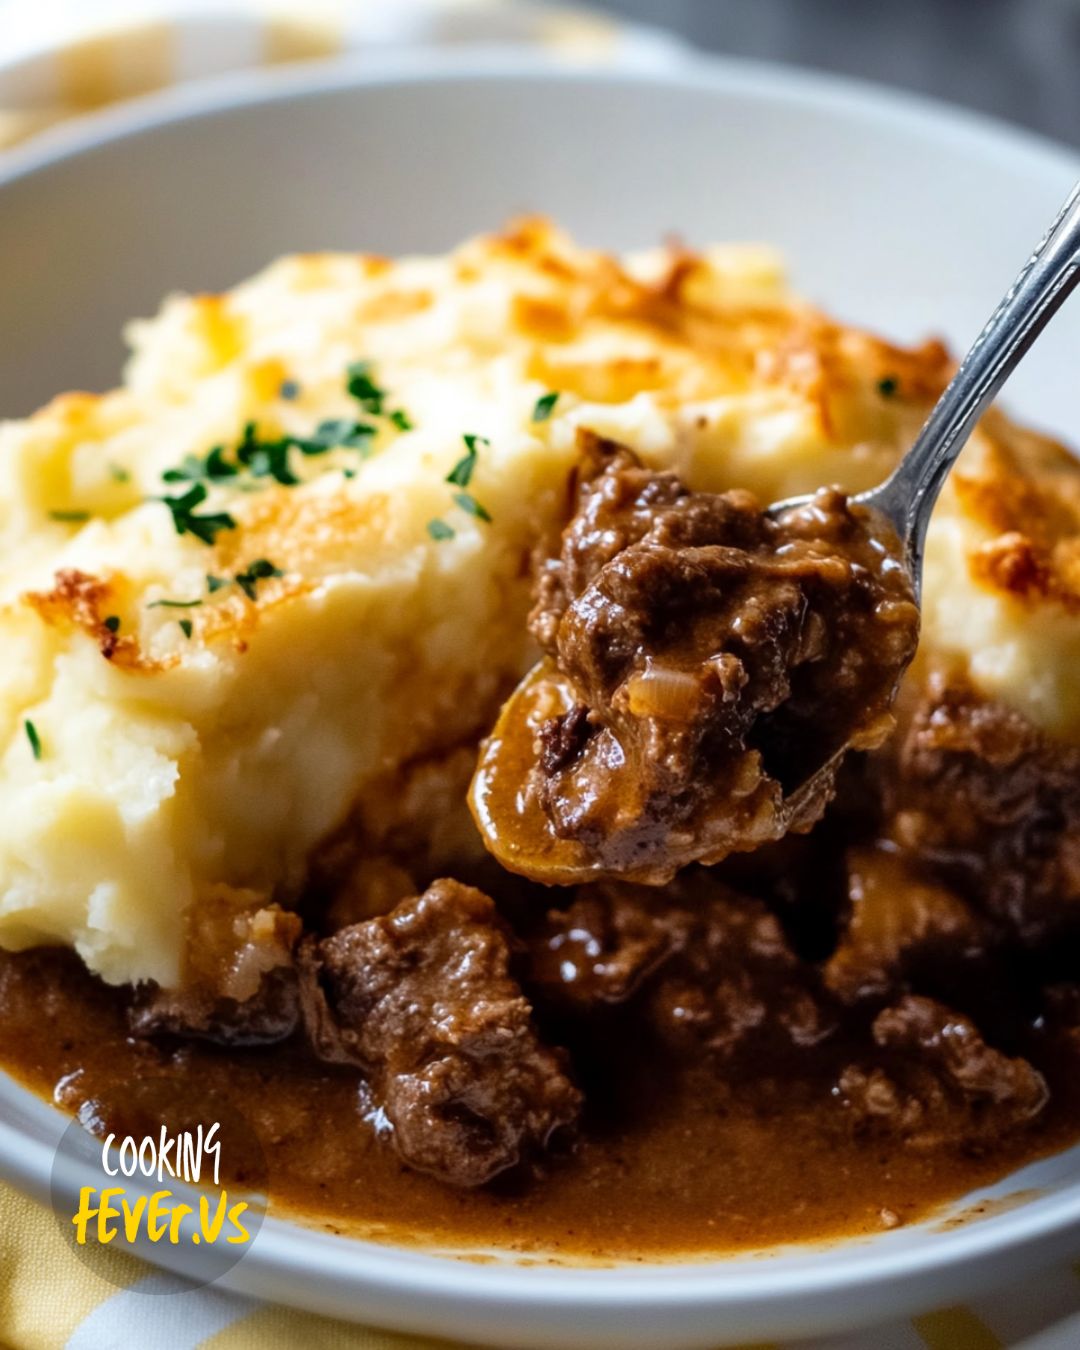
0;3;1078;1347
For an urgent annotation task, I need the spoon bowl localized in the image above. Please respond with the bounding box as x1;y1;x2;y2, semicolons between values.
471;178;1080;887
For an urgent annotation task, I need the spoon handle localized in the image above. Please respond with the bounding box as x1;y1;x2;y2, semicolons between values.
862;179;1080;577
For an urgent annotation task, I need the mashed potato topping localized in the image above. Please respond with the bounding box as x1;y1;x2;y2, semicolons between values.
0;219;1077;986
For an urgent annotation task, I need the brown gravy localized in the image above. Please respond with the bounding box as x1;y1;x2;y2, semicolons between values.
2;946;1076;1260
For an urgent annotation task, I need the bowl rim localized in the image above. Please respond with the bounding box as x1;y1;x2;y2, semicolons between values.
1;47;1080;1333
1;43;1078;194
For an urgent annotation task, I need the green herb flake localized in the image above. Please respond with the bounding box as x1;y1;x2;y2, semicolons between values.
205;446;239;478
452;491;492;523
109;464;131;483
346;361;386;415
162;398;392;501
532;391;559;422
163;446;239;485
103;616;121;634
178;619;193;639
159;483;237;546
236;422;297;486
206;574;230;594
279;378;301;401
24;720;41;761
389;409;413;432
445;451;475;488
446;434;489;488
163;455;203;484
427;518;455;541
878;375;899;398
234;558;284;601
148;598;202;610
48;510;90;524
294;418;376;456
248;444;297;485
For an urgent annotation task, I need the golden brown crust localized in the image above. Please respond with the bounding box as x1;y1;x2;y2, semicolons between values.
12;221;1080;696
486;218;954;451
956;413;1080;613
24;569;152;668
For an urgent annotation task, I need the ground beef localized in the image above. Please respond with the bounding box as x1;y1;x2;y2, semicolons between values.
298;879;581;1188
529;875;836;1062
835;995;1048;1149
885;670;1080;947
521;438;919;882
129;905;302;1046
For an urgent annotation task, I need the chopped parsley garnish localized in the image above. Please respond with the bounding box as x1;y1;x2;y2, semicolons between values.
202;562;284;600
103;616;120;634
234;559;284;601
163;445;239;484
446;434;488;488
427;518;455;541
532;391;559;422
148;598;202;610
165;417;379;495
878;375;899;398
159;483;237;546
24;720;41;760
162;457;201;484
446;451;475;488
236;422;298;487
452;491;492;523
293;418;376;456
48;510;90;523
159;363;412;524
345;360;412;431
204;445;238;479
162;362;410;506
109;464;131;483
178;619;193;639
346;361;386;415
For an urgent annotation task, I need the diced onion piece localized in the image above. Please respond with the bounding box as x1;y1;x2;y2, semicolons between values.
624;664;701;720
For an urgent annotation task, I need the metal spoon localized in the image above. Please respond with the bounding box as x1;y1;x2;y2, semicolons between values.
758;178;1080;830
471;180;1080;884
778;178;1080;595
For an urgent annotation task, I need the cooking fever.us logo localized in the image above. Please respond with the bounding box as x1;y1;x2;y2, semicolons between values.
50;1078;268;1291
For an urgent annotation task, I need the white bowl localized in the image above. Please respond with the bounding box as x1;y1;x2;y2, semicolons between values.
1;50;1079;1350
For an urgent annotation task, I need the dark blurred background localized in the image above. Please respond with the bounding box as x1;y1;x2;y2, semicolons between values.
591;0;1080;147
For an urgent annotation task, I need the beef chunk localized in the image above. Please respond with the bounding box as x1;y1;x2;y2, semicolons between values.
497;438;918;883
824;845;993;1005
529;885;682;1009
299;879;581;1188
836;995;1048;1149
530;876;836;1062
130;904;301;1046
886;671;1080;947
